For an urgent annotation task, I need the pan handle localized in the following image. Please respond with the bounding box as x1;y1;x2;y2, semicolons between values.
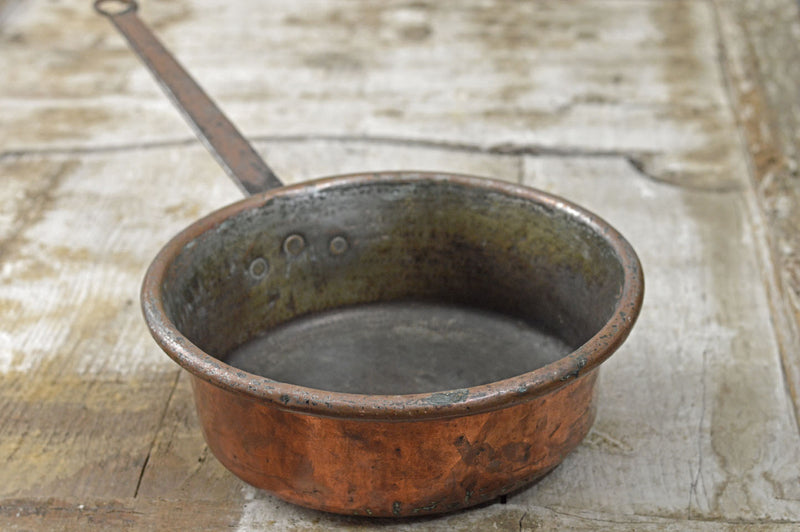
94;0;283;196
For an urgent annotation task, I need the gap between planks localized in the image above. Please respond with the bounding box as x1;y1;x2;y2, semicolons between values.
0;132;739;194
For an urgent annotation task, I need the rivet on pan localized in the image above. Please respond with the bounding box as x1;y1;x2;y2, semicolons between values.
283;234;306;256
329;235;348;255
248;257;269;280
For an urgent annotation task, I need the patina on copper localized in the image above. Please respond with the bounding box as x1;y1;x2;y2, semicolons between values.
97;0;644;518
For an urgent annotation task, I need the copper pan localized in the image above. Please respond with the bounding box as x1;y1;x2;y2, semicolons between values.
96;0;643;517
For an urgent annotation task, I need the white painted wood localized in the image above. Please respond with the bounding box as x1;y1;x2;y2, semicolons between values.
0;0;739;192
1;0;798;528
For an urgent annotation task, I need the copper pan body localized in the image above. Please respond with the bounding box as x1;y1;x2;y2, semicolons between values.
141;172;643;517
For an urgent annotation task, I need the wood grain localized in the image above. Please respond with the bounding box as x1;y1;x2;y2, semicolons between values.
712;0;800;429
2;0;799;529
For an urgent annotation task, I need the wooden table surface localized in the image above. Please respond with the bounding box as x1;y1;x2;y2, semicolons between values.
2;0;799;529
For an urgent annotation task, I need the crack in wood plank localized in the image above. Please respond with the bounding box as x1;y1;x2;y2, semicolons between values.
133;369;181;498
688;348;709;519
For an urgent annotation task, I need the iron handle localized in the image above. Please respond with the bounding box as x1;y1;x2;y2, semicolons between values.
94;0;283;196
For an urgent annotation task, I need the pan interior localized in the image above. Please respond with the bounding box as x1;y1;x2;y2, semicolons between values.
159;178;626;395
223;301;571;394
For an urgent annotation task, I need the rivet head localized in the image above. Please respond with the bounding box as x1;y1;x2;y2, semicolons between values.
283;234;306;256
248;257;269;279
329;235;348;255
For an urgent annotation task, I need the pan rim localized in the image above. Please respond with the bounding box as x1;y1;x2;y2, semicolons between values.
141;171;644;421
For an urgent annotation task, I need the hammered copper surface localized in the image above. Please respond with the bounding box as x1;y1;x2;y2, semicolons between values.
192;371;598;517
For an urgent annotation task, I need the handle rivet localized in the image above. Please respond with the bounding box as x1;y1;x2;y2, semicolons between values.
329;236;349;255
283;234;306;256
248;257;269;279
94;0;138;16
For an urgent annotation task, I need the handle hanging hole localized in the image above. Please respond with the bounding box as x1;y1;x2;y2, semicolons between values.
94;0;138;16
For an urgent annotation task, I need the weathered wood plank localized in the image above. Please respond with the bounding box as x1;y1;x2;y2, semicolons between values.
520;155;800;522
2;0;799;529
0;147;237;503
712;0;800;429
0;0;741;194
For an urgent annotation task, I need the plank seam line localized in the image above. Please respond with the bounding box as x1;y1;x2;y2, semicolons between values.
133;369;181;499
0;133;652;160
0;133;731;192
542;505;800;526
